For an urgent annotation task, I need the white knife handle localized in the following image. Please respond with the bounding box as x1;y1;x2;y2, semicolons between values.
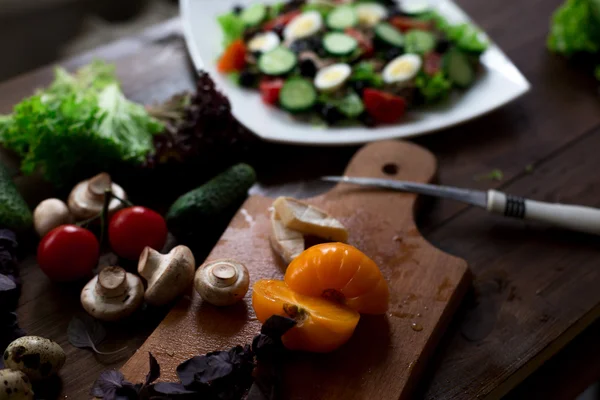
487;190;600;235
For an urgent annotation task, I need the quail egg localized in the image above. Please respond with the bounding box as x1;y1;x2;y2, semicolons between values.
3;337;65;380
0;369;33;400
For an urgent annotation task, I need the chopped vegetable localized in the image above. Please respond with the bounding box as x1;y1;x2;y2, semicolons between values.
415;71;453;104
345;27;375;57
363;88;407;124
423;52;443;76
0;61;163;187
263;10;302;31
217;12;246;46
350;61;384;87
475;168;504;181
279;78;318;112
217;39;247;73
260;78;285;105
336;92;365;118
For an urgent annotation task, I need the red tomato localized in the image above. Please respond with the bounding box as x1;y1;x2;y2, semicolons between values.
217;39;247;73
263;10;301;31
259;78;284;105
345;28;374;58
38;225;99;282
363;89;407;125
390;17;433;32
423;52;442;76
108;206;168;260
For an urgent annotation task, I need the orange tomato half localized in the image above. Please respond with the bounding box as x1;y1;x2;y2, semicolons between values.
252;280;360;353
285;243;389;314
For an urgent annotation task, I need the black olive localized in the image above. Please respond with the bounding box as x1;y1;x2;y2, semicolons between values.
272;24;286;40
320;104;343;125
251;51;262;59
289;39;309;53
359;112;376;127
232;4;244;15
239;70;258;88
385;47;404;62
299;59;318;78
243;27;261;42
435;38;451;53
350;80;368;96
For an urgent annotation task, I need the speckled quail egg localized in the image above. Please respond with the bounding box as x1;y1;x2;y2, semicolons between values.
3;337;65;381
0;369;33;400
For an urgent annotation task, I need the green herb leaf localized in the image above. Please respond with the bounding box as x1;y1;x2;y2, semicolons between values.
269;2;286;19
415;72;452;104
475;169;504;181
218;12;246;47
548;0;600;56
423;12;489;54
302;1;334;17
350;62;384;87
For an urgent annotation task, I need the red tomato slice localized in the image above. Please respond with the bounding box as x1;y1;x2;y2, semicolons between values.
345;28;374;58
390;17;433;32
263;10;302;31
260;78;284;105
217;39;247;73
363;89;407;125
423;52;442;76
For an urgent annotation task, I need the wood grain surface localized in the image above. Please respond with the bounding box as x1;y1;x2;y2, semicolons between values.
121;141;470;399
1;0;600;397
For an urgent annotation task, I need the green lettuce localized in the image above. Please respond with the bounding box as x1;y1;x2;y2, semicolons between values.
415;72;453;104
0;60;163;187
548;0;600;56
423;12;489;54
218;12;246;47
350;62;384;88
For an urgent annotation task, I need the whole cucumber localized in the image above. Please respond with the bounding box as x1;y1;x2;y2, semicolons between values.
166;163;256;244
0;162;32;232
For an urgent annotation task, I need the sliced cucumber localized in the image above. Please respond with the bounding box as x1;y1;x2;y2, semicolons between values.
374;23;404;48
404;30;436;54
241;3;267;26
327;5;358;30
279;78;318;112
400;0;431;15
258;47;298;76
323;32;358;56
444;49;475;88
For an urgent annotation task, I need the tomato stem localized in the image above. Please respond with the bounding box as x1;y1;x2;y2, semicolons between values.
99;189;112;245
111;193;133;207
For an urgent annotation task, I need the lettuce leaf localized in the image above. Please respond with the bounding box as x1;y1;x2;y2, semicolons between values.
415;72;452;104
423;12;489;54
0;61;163;187
350;62;384;87
218;12;246;47
547;0;600;56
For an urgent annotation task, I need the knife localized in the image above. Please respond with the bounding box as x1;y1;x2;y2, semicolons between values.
321;176;600;235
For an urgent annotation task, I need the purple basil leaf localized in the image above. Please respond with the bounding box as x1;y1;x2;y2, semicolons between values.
145;352;160;385
260;316;296;340
152;382;196;395
90;370;126;397
245;383;270;400
0;229;17;250
0;274;16;292
176;352;233;387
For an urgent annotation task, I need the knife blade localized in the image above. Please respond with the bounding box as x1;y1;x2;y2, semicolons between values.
321;176;488;208
320;176;600;236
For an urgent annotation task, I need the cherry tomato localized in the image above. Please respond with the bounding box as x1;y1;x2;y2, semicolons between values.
259;78;284;105
362;89;407;125
217;39;247;73
38;225;99;282
390;17;433;32
263;10;301;31
108;206;168;260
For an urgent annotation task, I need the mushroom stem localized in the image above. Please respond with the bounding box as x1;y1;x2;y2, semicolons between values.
209;262;239;287
96;267;128;298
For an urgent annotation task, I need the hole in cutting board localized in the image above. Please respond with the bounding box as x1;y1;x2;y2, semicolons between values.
382;163;399;175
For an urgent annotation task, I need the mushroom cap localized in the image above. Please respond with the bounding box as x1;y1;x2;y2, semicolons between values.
33;198;73;237
81;266;144;321
194;259;250;306
138;246;195;306
68;173;127;221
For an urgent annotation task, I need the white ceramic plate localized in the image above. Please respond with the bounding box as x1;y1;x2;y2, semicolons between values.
180;0;530;145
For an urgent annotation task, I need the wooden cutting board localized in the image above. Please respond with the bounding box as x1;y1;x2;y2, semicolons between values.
121;140;470;399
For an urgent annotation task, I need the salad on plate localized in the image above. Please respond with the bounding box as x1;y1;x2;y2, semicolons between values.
217;0;488;127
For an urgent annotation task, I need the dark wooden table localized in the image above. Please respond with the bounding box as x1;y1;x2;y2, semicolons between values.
2;0;600;398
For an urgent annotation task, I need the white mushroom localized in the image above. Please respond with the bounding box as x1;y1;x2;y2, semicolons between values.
0;369;33;399
68;172;127;221
270;209;304;265
195;259;249;306
33;198;73;237
272;197;349;242
81;266;144;321
137;246;195;306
